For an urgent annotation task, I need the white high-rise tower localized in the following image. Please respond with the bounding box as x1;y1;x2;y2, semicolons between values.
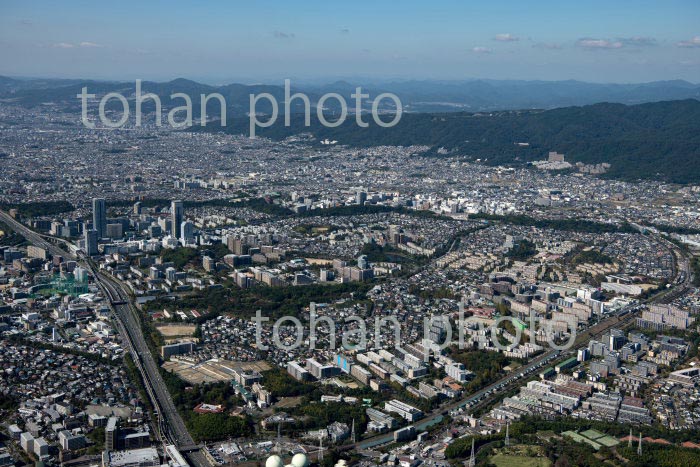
171;200;184;238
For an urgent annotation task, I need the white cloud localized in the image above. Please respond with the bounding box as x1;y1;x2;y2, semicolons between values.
576;38;623;49
273;30;295;39
677;36;700;48
50;41;103;49
494;33;519;42
472;46;493;54
618;36;656;47
533;42;562;50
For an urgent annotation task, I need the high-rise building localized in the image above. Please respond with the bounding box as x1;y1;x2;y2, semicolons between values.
85;228;98;255
171;200;184;238
320;269;335;282
228;237;248;255
74;266;89;283
148;224;162;238
609;332;626;351
577;348;591;362
202;256;215;272
357;255;369;270
356;191;367;205
180;221;194;243
158;217;171;234
105;223;123;239
165;267;177;282
92;198;106;239
105;417;118;451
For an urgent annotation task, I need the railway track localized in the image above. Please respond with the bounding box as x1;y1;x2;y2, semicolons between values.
0;210;210;467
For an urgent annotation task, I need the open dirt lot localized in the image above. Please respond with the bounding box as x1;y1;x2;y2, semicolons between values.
156;324;197;337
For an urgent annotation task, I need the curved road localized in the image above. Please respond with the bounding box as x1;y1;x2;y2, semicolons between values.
3;210;692;457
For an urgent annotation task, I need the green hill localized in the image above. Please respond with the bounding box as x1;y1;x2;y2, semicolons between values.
200;99;700;184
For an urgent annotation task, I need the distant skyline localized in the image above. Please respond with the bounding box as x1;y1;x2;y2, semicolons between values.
1;0;699;83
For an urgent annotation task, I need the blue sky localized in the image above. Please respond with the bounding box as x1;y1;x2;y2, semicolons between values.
0;0;699;83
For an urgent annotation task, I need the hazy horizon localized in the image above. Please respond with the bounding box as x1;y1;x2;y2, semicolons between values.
2;74;699;88
1;0;699;83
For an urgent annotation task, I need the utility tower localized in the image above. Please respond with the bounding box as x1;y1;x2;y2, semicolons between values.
637;433;643;456
319;434;324;462
468;438;476;467
628;428;633;448
275;420;282;454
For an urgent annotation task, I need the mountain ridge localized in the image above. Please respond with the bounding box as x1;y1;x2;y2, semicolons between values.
196;98;700;184
1;75;699;113
1;75;698;183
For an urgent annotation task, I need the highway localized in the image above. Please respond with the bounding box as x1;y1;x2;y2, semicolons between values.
92;271;213;467
0;210;211;467
3;209;694;456
0;211;76;259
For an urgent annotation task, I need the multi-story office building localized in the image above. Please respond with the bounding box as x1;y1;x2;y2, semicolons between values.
384;399;424;422
105;223;123;239
160;342;195;359
180;221;194;243
92;198;106;239
85;228;98;256
366;408;397;428
105;417;119;451
171;200;184;238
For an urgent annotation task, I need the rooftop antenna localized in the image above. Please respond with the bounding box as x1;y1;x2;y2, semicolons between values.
637;432;642;455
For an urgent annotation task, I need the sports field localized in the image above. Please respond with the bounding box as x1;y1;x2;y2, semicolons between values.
156;324;196;336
